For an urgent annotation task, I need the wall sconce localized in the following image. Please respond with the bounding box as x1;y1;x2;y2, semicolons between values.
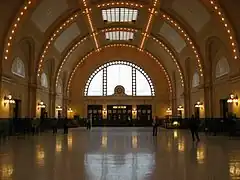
195;101;203;108
56;106;62;111
166;108;172;115
177;106;184;111
102;108;107;118
3;95;15;106
132;108;137;115
37;101;46;109
67;108;73;113
227;94;238;105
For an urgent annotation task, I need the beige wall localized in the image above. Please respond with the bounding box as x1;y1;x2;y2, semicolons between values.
0;1;240;119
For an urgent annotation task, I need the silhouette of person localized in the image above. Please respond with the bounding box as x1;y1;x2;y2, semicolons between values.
189;115;200;142
152;116;158;136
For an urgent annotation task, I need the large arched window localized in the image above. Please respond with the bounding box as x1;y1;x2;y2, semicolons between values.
41;72;48;88
192;72;200;88
215;57;230;78
85;61;155;96
11;57;25;78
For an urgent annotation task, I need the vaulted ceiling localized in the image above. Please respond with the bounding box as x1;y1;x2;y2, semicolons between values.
2;0;240;92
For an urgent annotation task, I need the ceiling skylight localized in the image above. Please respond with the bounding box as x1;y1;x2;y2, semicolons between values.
105;31;134;40
102;8;138;22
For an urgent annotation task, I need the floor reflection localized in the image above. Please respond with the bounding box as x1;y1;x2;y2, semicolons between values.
85;153;155;180
0;127;240;179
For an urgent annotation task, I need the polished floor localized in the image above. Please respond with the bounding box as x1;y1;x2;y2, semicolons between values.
0;127;240;180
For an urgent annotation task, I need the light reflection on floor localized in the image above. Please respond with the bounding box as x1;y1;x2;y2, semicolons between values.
0;127;240;180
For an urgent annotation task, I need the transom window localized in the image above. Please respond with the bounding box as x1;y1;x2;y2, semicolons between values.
85;61;155;96
11;57;25;78
105;31;134;41
102;8;138;23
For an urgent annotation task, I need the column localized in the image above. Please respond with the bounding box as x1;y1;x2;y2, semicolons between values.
28;83;37;117
172;71;177;116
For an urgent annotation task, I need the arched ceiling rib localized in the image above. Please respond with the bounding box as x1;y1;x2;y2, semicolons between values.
33;4;204;79
2;0;239;79
54;27;184;87
66;44;173;96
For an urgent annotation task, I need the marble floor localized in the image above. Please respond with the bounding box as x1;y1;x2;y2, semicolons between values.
0;127;240;180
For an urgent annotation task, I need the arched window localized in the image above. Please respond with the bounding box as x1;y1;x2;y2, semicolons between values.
192;72;200;88
11;57;25;78
215;57;230;78
85;61;155;96
41;73;48;88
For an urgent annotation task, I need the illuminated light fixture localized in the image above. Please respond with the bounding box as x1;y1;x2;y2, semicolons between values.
166;107;172;114
3;95;15;106
97;2;143;8
173;121;180;126
102;8;138;22
105;31;134;40
67;108;73;113
227;94;238;105
56;106;62;111
195;101;203;108
177;106;184;111
37;101;46;109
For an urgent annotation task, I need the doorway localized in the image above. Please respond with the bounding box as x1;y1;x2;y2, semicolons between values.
220;99;228;119
107;105;132;121
194;107;200;119
87;105;103;121
13;99;21;119
40;107;47;119
137;105;152;121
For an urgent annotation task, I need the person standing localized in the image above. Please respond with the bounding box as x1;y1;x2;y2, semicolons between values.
189;115;200;142
63;117;69;134
152;116;158;136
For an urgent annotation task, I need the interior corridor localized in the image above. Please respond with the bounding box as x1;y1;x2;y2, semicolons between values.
0;128;239;180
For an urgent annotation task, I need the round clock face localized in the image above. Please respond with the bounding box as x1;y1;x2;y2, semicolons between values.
116;87;122;93
114;85;125;94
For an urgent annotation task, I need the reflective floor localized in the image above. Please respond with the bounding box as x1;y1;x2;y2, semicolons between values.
0;127;240;180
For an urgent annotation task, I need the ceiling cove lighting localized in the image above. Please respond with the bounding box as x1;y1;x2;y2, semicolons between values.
102;8;138;22
105;31;134;40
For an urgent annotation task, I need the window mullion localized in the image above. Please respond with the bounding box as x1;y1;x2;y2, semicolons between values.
132;67;136;96
103;67;107;96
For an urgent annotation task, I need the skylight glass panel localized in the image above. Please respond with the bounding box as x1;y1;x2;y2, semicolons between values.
102;8;138;23
105;31;134;40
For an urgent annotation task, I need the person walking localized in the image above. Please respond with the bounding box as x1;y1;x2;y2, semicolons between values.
189;115;200;142
152;116;158;136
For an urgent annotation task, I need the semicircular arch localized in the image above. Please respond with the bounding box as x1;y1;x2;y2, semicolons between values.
67;44;172;100
85;60;155;96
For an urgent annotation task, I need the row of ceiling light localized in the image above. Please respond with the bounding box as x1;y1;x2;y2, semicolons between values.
3;0;239;93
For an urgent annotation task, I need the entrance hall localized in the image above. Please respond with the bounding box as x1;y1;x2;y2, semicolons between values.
1;0;240;179
0;128;238;180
